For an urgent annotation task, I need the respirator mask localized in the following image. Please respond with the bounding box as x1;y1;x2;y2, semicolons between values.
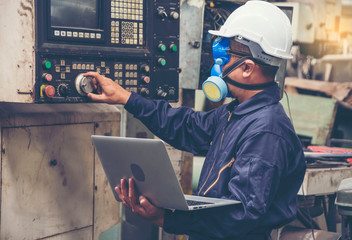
202;37;277;102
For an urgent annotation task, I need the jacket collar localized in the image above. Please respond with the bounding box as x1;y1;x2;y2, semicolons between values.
226;84;281;115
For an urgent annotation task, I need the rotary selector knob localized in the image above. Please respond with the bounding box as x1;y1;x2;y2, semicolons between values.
157;8;168;19
75;73;95;96
141;64;150;73
168;88;176;97
140;88;150;97
157;88;167;98
58;84;69;97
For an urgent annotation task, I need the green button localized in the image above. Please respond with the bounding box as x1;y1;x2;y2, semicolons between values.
159;58;166;66
159;44;166;52
171;45;178;52
43;61;52;69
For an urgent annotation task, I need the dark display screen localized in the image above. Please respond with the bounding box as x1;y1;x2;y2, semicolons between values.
51;0;99;29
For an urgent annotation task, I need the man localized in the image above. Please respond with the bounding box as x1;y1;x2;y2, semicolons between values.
86;1;306;239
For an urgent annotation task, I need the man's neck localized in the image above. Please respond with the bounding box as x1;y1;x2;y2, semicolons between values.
236;89;262;103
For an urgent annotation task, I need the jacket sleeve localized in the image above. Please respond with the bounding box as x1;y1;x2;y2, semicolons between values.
163;132;291;239
124;92;219;155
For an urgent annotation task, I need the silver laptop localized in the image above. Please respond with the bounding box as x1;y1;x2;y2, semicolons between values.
91;135;240;211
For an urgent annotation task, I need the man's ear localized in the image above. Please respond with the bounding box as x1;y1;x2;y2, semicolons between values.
242;60;256;78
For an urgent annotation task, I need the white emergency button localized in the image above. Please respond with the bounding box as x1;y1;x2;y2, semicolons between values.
54;30;60;36
60;31;66;37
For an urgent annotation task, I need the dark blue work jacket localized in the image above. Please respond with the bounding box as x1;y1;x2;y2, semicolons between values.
125;84;306;240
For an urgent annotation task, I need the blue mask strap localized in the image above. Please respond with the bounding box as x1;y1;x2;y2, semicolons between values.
222;57;277;90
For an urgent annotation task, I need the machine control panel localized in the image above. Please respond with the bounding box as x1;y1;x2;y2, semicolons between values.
36;55;178;103
35;0;180;103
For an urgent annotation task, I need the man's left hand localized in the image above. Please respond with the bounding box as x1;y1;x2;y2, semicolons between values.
115;178;165;227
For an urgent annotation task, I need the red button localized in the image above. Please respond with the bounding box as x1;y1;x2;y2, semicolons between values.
142;76;150;83
44;85;55;98
43;73;53;82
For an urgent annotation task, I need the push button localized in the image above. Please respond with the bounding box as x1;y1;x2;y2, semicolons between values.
158;43;166;52
42;85;55;98
42;73;53;82
141;75;150;83
158;58;166;67
170;44;178;52
170;11;179;20
42;61;52;70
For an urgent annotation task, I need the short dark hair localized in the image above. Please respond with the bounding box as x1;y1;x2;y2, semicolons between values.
258;64;278;79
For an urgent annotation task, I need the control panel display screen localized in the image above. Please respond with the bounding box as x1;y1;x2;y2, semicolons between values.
51;0;99;29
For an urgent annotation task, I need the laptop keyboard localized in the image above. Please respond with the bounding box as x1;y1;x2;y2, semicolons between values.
186;200;214;206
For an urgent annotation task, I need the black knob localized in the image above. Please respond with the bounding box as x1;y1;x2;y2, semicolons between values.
58;84;69;96
141;64;150;73
168;88;175;97
140;88;150;97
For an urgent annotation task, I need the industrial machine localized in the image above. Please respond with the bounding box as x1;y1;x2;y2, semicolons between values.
336;178;352;240
0;0;180;239
1;0;180;103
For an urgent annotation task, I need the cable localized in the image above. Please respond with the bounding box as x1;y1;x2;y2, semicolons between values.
284;91;294;127
300;161;316;240
287;90;317;239
299;187;317;240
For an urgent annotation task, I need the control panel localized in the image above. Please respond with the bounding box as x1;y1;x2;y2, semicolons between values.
34;0;180;103
37;56;178;103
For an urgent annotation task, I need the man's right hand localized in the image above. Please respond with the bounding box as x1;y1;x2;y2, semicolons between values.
84;72;131;105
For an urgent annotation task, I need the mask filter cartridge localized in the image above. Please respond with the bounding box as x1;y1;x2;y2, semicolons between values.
202;76;228;102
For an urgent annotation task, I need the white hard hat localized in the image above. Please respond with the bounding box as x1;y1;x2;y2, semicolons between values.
209;0;293;66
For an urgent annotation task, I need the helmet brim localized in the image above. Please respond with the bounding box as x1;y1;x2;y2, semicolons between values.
208;30;231;38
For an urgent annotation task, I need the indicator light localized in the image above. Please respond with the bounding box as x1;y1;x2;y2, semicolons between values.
158;58;166;66
158;43;166;52
170;44;178;52
42;73;53;82
42;61;52;70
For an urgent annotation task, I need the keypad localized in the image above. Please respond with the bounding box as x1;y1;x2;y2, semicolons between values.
113;63;138;93
111;0;144;46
